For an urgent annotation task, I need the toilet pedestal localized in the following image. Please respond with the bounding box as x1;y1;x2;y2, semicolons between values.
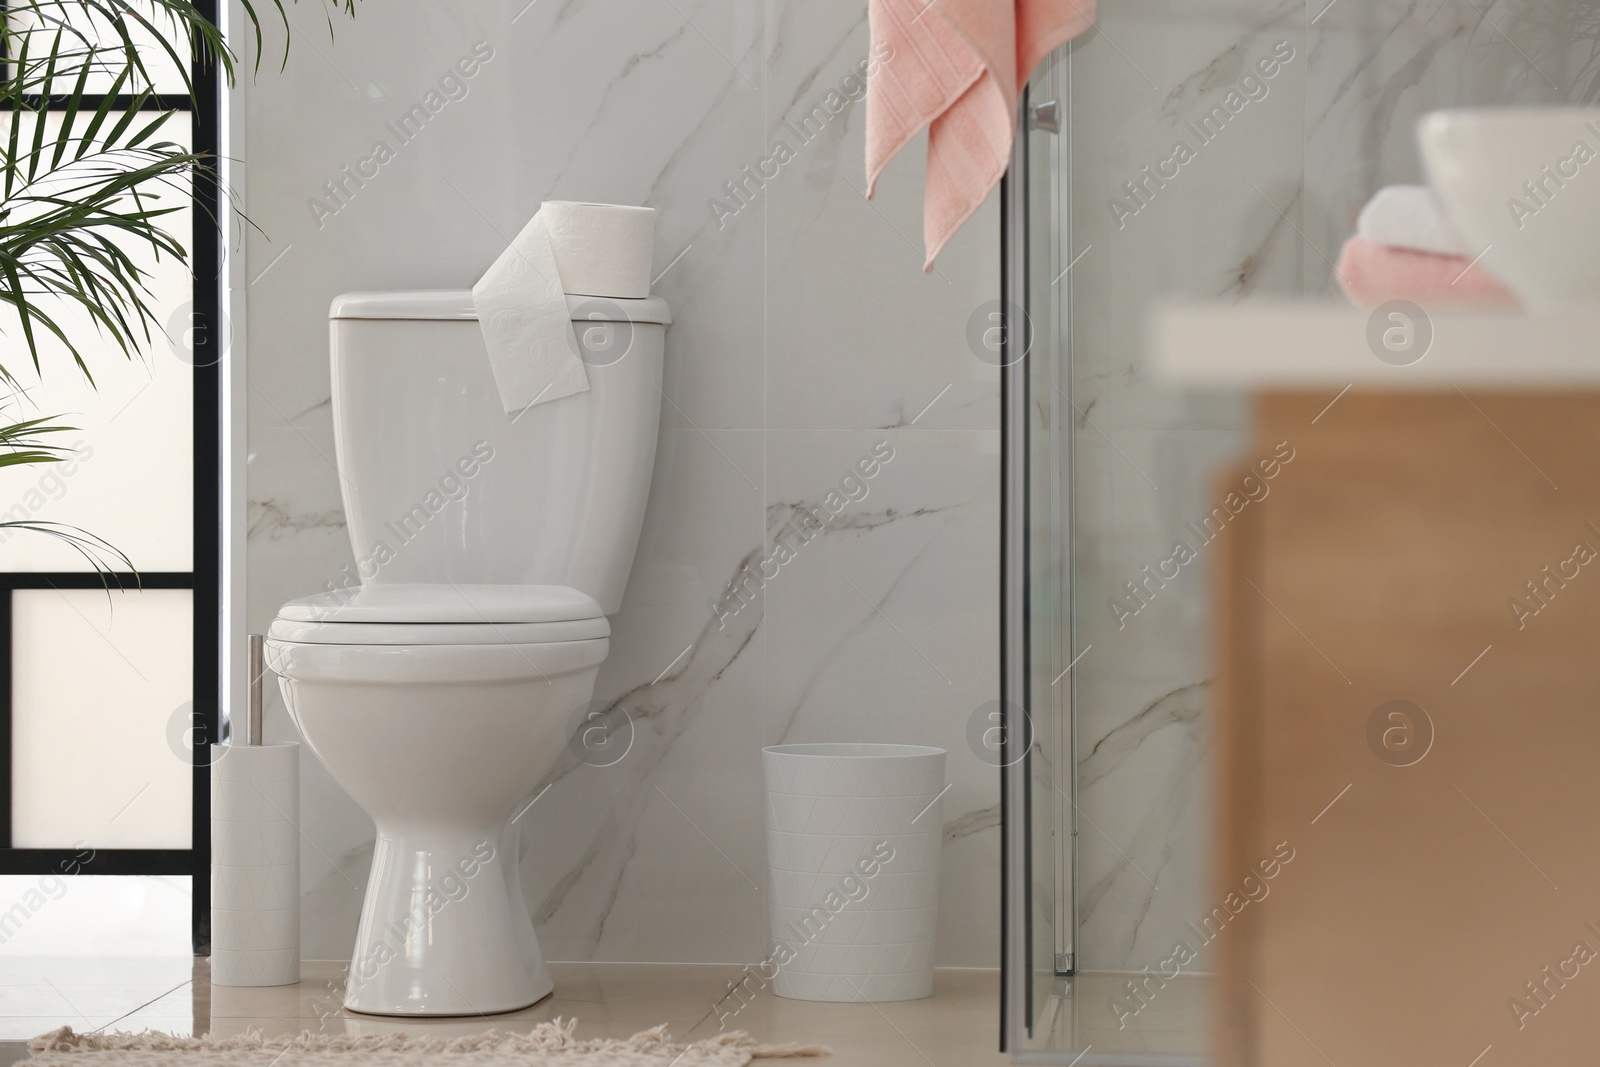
343;826;552;1016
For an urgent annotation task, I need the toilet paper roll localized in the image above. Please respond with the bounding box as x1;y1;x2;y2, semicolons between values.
472;201;656;415
211;742;300;987
541;201;656;299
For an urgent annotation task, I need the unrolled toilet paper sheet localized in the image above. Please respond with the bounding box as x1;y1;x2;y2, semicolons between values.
472;202;657;417
472;210;586;415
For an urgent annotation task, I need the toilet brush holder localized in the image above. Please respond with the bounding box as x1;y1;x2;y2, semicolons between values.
212;633;300;986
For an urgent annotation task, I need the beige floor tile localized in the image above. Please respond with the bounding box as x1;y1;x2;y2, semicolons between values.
97;985;198;1031
0;988;74;1018
35;984;187;1019
0;958;191;988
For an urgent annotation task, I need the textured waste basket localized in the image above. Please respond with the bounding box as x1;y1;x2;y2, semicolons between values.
762;743;945;1002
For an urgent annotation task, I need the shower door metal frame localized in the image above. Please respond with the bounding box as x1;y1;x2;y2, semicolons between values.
1033;49;1076;982
999;77;1033;1049
1001;46;1078;1056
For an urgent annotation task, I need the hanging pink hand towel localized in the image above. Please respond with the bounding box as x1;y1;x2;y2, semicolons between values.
866;0;1095;270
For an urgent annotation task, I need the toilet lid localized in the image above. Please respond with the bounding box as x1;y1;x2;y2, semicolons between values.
270;583;609;645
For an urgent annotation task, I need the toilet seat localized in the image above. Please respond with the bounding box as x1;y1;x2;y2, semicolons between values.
269;583;609;645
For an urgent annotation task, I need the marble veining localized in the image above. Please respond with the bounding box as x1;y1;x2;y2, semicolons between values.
246;501;346;542
944;805;999;841
1154;1;1300;114
1077;682;1208;794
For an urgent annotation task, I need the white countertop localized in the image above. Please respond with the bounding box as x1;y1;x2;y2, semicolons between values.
1150;302;1600;388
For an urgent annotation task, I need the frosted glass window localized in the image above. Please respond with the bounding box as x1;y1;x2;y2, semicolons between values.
4;1;192;95
10;588;193;849
0;114;193;573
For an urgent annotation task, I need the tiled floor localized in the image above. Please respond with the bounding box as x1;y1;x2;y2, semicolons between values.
0;959;1012;1066
0;958;1212;1064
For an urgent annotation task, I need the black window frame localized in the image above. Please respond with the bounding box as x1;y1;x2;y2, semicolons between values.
0;0;222;957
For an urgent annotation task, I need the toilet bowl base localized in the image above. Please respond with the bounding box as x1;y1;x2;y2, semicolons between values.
341;827;552;1016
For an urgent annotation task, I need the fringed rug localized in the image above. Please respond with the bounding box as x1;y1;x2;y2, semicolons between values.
26;1019;830;1066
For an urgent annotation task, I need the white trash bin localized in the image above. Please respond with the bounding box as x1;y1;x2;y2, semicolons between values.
762;743;945;1002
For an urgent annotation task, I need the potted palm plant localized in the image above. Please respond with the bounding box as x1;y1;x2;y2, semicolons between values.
0;0;353;565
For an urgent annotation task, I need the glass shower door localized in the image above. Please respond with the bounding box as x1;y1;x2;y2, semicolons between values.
1025;40;1073;1023
1006;36;1217;1066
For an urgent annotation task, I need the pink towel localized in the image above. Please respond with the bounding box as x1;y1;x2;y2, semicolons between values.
1336;236;1519;311
866;0;1095;270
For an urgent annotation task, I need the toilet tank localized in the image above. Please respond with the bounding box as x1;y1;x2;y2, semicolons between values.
326;290;669;614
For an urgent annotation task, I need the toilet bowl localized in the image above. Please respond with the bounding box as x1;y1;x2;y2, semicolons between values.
266;290;668;1016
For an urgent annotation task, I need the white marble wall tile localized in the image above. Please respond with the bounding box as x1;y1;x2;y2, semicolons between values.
520;638;772;963
582;645;773;962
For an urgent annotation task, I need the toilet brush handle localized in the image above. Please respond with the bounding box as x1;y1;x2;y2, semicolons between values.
247;632;264;746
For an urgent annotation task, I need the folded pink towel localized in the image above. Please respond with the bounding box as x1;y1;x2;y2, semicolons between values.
866;0;1096;270
1336;236;1520;311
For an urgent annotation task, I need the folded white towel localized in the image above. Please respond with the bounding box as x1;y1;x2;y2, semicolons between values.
473;208;586;416
1356;184;1471;258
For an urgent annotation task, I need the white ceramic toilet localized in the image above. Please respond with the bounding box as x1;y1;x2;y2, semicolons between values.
264;290;668;1016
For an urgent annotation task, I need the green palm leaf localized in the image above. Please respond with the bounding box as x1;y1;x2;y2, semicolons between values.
0;412;77;466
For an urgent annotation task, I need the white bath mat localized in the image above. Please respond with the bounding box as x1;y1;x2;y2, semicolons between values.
25;1019;829;1066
